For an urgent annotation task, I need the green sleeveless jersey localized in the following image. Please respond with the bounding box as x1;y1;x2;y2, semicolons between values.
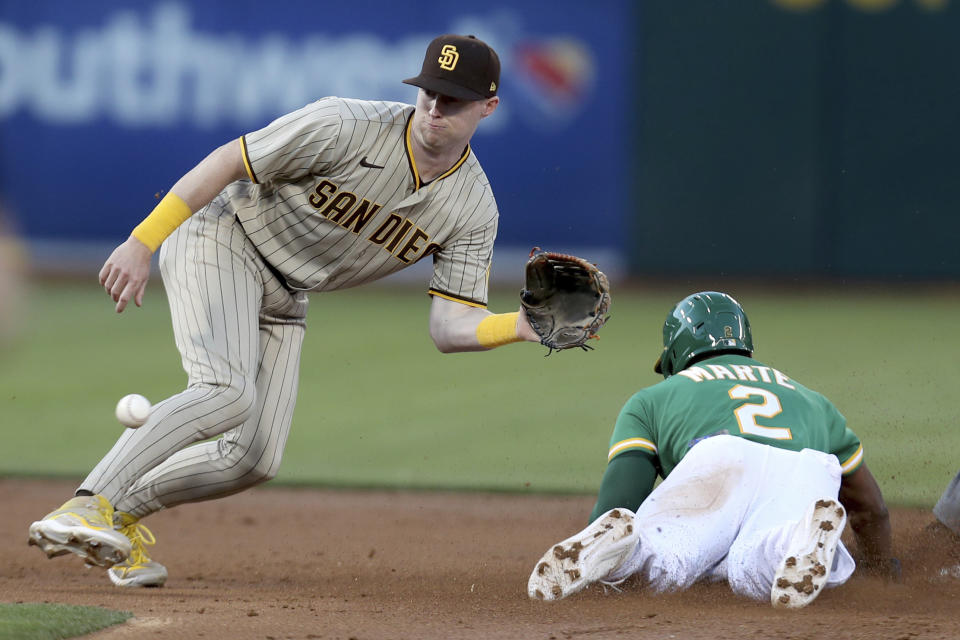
607;354;863;478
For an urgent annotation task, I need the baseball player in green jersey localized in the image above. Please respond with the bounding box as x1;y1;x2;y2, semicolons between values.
28;34;542;587
528;291;898;608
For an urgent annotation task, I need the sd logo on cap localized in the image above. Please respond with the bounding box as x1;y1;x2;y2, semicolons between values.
403;34;500;101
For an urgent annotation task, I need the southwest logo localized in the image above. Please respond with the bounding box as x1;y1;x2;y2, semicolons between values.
438;45;459;70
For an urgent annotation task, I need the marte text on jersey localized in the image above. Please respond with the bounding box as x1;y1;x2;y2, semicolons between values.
677;364;796;389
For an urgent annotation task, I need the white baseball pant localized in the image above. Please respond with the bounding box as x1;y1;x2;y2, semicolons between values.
608;434;856;600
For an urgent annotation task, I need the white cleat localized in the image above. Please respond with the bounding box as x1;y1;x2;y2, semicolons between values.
28;495;131;568
108;559;168;587
771;498;847;609
528;508;639;601
107;512;167;587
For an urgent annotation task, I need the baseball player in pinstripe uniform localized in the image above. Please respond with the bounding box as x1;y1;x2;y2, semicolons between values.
925;471;960;576
934;472;960;538
528;292;900;608
28;34;540;587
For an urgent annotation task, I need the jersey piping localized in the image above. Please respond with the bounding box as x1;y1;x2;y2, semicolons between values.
428;289;487;309
239;135;258;184
608;437;658;461
403;113;472;191
839;444;863;475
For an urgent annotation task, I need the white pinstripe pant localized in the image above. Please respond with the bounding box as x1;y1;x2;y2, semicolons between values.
81;203;308;518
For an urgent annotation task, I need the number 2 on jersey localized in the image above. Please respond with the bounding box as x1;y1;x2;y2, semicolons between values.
728;384;792;440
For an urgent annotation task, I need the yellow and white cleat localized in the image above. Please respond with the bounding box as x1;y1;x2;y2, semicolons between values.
28;495;131;567
108;512;168;587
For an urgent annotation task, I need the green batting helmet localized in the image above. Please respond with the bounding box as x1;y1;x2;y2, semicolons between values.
654;291;754;377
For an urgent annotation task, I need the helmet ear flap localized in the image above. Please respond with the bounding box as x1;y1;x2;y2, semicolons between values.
654;314;683;376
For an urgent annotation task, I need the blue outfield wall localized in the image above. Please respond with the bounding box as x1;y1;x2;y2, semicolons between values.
2;1;958;281
0;1;631;273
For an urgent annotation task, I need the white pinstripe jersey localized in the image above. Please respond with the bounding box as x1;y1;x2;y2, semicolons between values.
223;96;498;307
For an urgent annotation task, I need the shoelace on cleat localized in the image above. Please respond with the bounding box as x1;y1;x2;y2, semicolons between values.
115;522;157;574
599;576;628;593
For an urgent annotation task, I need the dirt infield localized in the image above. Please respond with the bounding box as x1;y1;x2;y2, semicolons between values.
2;478;959;640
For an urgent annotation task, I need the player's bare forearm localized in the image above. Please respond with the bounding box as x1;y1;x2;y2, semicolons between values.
99;235;153;313
102;139;248;314
847;505;893;559
168;138;248;211
838;464;897;575
428;296;538;353
515;307;539;342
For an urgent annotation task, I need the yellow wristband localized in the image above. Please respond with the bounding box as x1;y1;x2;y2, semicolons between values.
131;193;193;252
476;312;522;348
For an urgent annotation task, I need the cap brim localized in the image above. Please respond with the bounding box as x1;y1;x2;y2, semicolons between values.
654;355;663;374
403;75;488;101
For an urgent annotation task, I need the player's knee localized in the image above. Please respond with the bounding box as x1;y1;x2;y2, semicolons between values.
228;454;280;488
249;461;280;484
192;383;257;438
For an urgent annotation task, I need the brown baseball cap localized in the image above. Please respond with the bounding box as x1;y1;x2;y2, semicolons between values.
403;34;500;101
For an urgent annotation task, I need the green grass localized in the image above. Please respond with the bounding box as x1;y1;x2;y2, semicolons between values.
0;278;957;506
0;603;131;640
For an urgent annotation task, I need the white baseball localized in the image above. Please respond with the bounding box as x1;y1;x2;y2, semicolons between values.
115;394;152;428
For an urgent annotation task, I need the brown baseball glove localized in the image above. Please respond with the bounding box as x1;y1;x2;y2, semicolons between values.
520;248;611;354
